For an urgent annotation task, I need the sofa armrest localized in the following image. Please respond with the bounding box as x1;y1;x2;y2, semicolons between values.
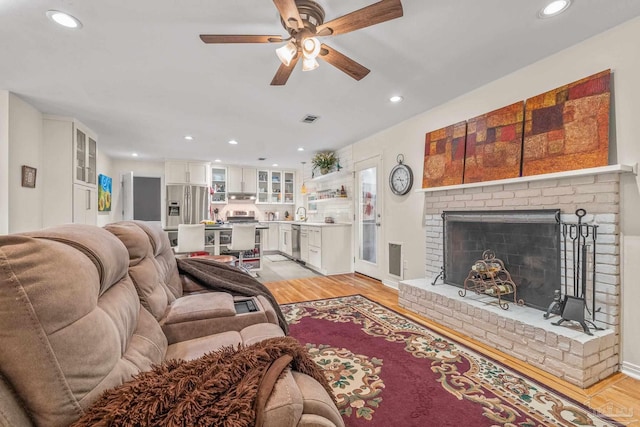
161;294;274;344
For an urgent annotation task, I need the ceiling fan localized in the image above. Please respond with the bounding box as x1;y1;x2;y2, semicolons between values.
200;0;403;85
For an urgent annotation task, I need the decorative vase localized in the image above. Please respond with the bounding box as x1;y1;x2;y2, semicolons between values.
320;167;329;175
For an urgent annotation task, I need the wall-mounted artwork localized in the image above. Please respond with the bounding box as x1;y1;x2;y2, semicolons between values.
98;174;112;212
522;70;611;176
463;102;524;183
422;121;466;188
21;165;37;188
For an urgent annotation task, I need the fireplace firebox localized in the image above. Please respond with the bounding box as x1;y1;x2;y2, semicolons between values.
441;210;561;311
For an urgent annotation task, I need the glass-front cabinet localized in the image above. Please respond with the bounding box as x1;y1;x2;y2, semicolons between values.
271;171;282;203
211;167;227;203
258;170;269;203
74;128;97;186
284;171;294;204
256;169;295;205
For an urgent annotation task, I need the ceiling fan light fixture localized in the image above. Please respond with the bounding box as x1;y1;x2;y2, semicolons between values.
276;41;297;66
302;56;319;72
302;37;321;59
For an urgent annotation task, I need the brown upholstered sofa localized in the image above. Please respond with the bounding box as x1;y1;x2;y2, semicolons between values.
0;222;344;427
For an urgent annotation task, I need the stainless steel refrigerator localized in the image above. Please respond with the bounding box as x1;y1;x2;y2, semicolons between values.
166;185;209;227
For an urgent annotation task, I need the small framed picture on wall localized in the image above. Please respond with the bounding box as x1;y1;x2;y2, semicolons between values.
21;165;37;188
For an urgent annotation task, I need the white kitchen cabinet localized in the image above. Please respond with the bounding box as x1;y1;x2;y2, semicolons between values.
266;223;280;251
300;226;309;262
73;184;97;225
305;225;352;275
165;161;210;185
279;223;292;256
42;116;98;227
228;166;257;194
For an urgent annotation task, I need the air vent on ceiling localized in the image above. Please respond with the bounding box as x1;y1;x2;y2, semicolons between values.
301;114;320;124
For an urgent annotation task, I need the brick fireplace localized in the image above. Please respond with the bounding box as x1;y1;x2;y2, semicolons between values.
399;166;632;388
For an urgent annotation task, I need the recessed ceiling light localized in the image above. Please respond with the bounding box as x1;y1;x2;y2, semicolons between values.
214;159;221;163
390;95;404;103
297;147;304;152
46;10;82;29
228;140;238;145
272;163;278;167
539;0;571;18
184;135;193;141
132;153;139;157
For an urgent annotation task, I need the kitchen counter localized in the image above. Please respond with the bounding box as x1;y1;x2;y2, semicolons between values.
164;224;268;231
260;221;352;227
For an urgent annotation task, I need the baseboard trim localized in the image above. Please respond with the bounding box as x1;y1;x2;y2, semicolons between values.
382;279;398;289
621;361;640;380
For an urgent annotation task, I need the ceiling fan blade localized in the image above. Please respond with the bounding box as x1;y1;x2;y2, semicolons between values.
271;55;300;86
319;44;370;81
273;0;304;29
200;35;284;44
316;0;403;36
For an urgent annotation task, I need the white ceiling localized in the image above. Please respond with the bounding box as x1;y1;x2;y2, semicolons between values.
2;1;640;169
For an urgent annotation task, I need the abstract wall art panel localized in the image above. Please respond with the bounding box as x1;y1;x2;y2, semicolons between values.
422;121;467;188
463;102;524;183
522;70;610;176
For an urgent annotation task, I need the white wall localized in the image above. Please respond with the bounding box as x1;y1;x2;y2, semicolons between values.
0;91;9;234
348;16;640;372
8;94;43;233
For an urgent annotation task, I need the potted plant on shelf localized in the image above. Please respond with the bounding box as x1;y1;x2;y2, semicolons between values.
311;152;338;176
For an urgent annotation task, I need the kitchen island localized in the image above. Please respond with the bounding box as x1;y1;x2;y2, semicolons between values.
165;224;268;270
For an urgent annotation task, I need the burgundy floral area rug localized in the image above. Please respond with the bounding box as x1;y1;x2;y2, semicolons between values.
282;295;622;427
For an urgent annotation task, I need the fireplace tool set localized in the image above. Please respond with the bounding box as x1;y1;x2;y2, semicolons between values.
460;250;525;310
544;208;602;335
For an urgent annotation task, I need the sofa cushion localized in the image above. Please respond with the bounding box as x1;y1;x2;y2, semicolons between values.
129;220;183;298
0;226;167;427
165;331;243;361
104;223;174;319
0;373;34;427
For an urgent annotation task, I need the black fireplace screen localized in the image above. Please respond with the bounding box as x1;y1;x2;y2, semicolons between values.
443;210;561;311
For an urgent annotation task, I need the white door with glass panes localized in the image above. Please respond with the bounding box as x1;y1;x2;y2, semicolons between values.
354;156;383;279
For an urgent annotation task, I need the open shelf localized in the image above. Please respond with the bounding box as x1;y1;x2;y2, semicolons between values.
310;169;347;182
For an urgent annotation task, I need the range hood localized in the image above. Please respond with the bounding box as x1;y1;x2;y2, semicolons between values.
228;193;257;202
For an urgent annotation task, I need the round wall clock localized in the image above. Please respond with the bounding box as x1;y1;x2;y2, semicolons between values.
389;154;413;195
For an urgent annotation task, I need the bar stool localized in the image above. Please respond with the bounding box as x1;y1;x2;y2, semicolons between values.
227;223;258;275
174;224;236;265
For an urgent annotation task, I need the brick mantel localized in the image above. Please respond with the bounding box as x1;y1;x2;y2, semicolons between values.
416;164;636;194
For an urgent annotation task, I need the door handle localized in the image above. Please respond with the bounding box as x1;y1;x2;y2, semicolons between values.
86;189;91;210
376;222;381;227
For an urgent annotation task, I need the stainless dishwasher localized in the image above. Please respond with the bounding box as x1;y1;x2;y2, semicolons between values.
291;224;301;261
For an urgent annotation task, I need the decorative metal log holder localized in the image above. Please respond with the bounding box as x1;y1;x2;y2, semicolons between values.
545;208;603;336
459;250;525;310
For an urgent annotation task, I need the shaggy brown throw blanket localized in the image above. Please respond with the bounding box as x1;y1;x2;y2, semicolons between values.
71;337;334;427
177;257;288;334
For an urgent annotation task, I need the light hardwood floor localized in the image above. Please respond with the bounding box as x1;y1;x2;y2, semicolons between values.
265;273;640;426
